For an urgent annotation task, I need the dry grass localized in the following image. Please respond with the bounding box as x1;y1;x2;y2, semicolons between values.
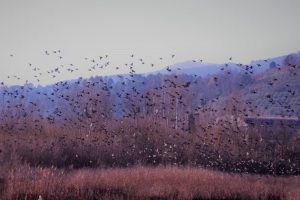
1;120;299;175
2;165;300;200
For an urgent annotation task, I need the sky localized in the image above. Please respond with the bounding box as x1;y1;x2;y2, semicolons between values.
0;0;300;85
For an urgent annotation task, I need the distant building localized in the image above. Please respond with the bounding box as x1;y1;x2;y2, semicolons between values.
244;116;300;144
244;116;300;128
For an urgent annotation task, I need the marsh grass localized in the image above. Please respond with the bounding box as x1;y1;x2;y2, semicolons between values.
2;165;300;200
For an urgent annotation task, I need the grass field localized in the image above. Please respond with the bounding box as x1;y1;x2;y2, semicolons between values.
1;165;300;200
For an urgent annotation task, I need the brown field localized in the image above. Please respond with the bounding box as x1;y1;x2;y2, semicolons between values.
1;165;300;200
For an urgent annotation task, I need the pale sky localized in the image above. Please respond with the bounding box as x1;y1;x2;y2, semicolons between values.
1;0;300;85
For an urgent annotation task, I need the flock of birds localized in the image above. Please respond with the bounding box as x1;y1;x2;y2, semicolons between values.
3;50;300;127
6;51;179;84
1;50;300;174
